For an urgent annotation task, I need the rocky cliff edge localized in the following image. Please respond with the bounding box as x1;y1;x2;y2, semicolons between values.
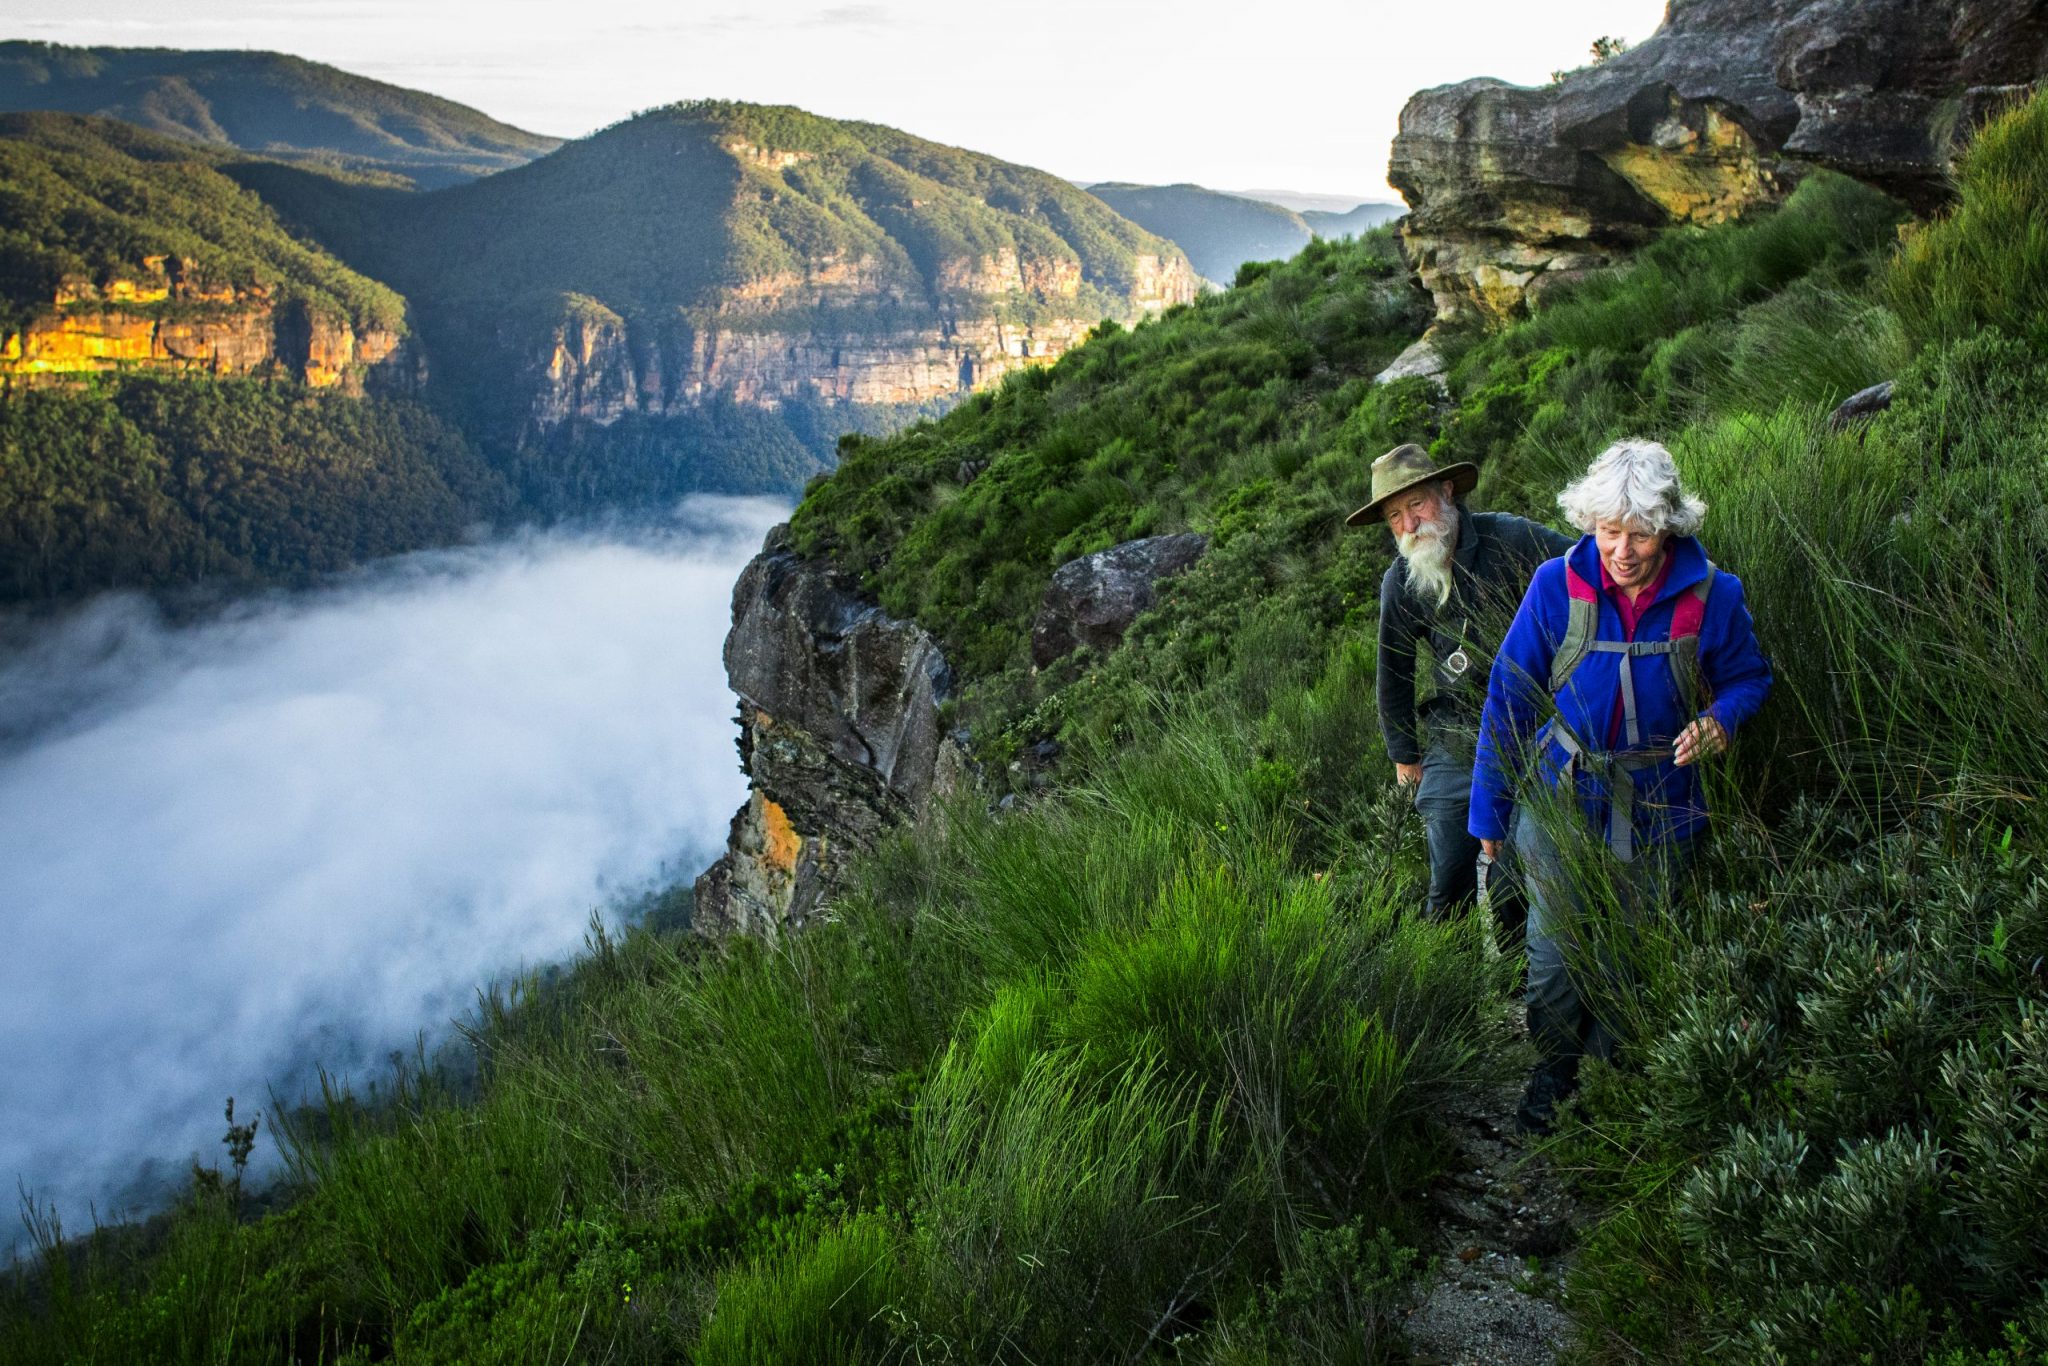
693;526;968;937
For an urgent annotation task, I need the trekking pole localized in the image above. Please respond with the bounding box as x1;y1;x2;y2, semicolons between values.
1476;851;1500;961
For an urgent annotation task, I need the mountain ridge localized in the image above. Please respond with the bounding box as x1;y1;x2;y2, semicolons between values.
0;112;414;390
304;100;1199;505
0;41;560;188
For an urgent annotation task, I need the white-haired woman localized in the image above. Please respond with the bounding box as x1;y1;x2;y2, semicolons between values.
1467;438;1772;1133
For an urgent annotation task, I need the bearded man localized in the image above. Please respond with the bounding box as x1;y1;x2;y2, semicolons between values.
1350;443;1573;924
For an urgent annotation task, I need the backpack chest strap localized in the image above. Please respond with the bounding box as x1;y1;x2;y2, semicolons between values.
1582;637;1694;747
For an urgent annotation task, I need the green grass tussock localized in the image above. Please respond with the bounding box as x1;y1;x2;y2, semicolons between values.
696;1214;901;1366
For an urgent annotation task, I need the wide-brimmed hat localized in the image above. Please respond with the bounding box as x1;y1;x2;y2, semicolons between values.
1344;443;1478;526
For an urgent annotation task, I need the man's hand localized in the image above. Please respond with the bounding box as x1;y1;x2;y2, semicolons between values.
1673;715;1728;767
1480;838;1502;859
1395;761;1423;787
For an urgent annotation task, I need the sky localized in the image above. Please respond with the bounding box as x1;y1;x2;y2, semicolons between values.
7;0;1669;197
0;499;783;1245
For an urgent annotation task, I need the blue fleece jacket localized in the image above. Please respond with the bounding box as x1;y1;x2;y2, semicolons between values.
1467;534;1773;846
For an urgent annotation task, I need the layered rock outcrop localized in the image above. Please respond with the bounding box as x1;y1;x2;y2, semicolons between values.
1390;0;2048;325
694;527;968;937
519;250;1197;430
0;255;419;393
1030;533;1210;669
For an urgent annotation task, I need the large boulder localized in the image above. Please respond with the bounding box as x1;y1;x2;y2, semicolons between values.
1775;0;2048;211
1029;533;1209;669
1390;0;2048;326
695;526;966;937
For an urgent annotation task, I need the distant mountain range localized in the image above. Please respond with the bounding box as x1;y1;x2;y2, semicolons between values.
1228;186;1400;215
0;64;1201;599
0;41;560;188
1084;183;1405;286
1300;201;1406;237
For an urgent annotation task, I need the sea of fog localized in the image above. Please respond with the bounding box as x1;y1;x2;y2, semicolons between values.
0;496;786;1249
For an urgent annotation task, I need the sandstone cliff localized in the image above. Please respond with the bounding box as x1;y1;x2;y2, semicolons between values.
1390;0;2048;325
516;249;1196;431
694;526;968;937
0;255;419;392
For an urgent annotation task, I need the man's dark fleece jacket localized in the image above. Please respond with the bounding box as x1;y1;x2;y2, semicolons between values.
1378;505;1574;764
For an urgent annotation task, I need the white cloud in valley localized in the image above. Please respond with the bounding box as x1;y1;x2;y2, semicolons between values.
0;499;783;1245
8;0;1668;195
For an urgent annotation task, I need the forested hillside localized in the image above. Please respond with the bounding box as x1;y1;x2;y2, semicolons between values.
7;83;2046;1366
0;115;505;604
0;42;561;188
0;379;506;601
285;100;1199;511
0;113;404;337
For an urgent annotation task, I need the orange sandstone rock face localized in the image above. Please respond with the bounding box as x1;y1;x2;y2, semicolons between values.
677;314;1101;407
1;257;416;394
758;797;802;874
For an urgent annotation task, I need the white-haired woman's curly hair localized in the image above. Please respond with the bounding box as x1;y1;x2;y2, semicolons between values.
1556;438;1707;537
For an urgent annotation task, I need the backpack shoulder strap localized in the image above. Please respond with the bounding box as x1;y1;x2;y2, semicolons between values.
1670;562;1717;708
1669;562;1716;641
1547;562;1601;694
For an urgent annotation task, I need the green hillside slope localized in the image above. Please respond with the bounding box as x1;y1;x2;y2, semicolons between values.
1088;180;1314;283
0;378;508;601
0;115;506;602
371;101;1186;323
0;41;559;188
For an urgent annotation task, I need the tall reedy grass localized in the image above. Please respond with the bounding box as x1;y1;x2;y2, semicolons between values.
1892;87;2048;353
1672;353;2047;837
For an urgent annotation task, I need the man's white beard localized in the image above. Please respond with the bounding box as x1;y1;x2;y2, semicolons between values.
1398;505;1459;608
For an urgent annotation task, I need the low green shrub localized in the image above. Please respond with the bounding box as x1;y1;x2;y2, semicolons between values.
1560;804;2048;1361
1194;1219;1419;1366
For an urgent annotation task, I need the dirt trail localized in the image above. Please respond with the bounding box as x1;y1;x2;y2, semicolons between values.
1402;1043;1581;1365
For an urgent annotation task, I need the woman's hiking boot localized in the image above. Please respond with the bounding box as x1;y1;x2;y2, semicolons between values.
1515;1056;1579;1137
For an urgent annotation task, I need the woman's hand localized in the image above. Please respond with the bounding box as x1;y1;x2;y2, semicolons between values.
1480;838;1502;859
1395;761;1423;787
1673;715;1728;767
